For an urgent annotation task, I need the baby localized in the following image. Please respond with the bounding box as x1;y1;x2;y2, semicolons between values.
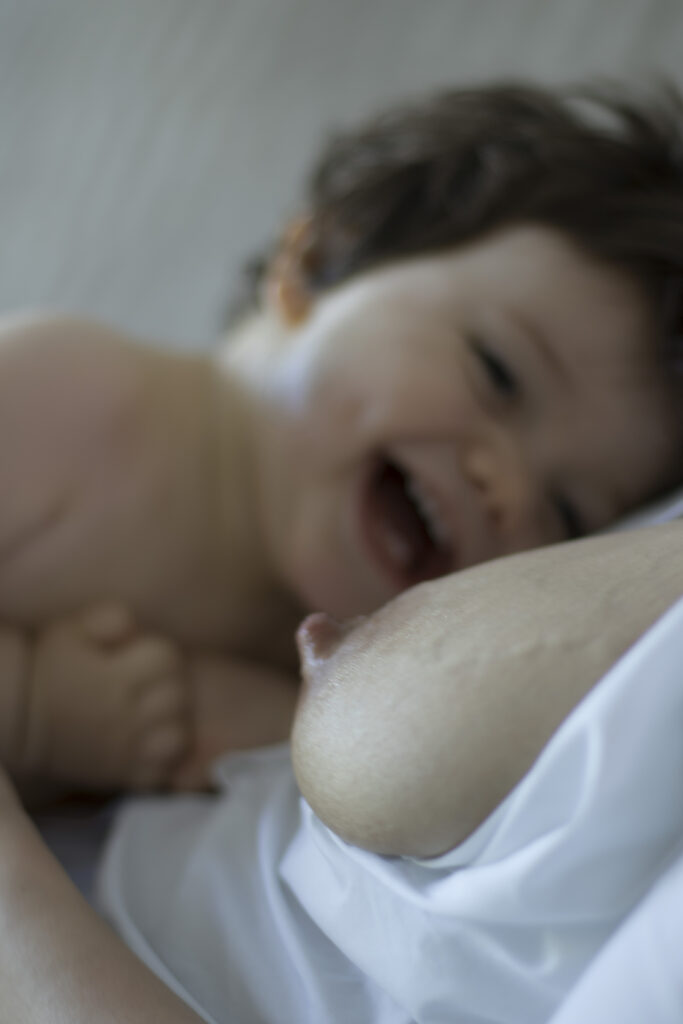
0;80;682;794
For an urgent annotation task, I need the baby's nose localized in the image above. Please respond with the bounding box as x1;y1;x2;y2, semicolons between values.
462;442;537;544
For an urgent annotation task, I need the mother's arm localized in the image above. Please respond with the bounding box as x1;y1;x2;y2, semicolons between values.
0;770;205;1023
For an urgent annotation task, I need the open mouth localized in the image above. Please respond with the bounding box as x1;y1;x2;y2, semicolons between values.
361;454;456;589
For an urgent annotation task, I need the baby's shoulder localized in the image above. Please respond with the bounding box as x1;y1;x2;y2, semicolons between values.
0;314;154;556
0;312;148;425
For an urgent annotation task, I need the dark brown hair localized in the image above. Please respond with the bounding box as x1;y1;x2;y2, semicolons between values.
234;79;683;384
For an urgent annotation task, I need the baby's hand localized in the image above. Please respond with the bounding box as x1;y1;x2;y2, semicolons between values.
22;604;190;791
171;655;299;791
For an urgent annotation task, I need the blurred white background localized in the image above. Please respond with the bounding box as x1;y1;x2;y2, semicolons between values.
0;0;681;348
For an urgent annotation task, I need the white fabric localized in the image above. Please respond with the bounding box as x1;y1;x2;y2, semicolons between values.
96;745;404;1024
96;595;683;1024
548;845;683;1024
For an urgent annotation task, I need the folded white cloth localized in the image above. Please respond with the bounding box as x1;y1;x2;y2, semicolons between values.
548;843;683;1023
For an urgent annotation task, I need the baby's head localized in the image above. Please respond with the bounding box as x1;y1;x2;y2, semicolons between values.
225;81;683;620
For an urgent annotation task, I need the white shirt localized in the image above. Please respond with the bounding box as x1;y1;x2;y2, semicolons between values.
96;595;683;1024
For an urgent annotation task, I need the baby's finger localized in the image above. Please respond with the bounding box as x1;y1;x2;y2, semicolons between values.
135;675;190;721
140;722;188;763
131;723;189;790
169;752;215;793
80;603;137;646
116;635;182;685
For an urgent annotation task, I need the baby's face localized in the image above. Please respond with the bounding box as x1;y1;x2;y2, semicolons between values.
248;224;677;620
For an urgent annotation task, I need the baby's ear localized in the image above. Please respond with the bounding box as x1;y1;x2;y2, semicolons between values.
265;216;317;327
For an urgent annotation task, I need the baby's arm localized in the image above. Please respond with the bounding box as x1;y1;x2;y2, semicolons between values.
0;605;189;795
0;766;204;1023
